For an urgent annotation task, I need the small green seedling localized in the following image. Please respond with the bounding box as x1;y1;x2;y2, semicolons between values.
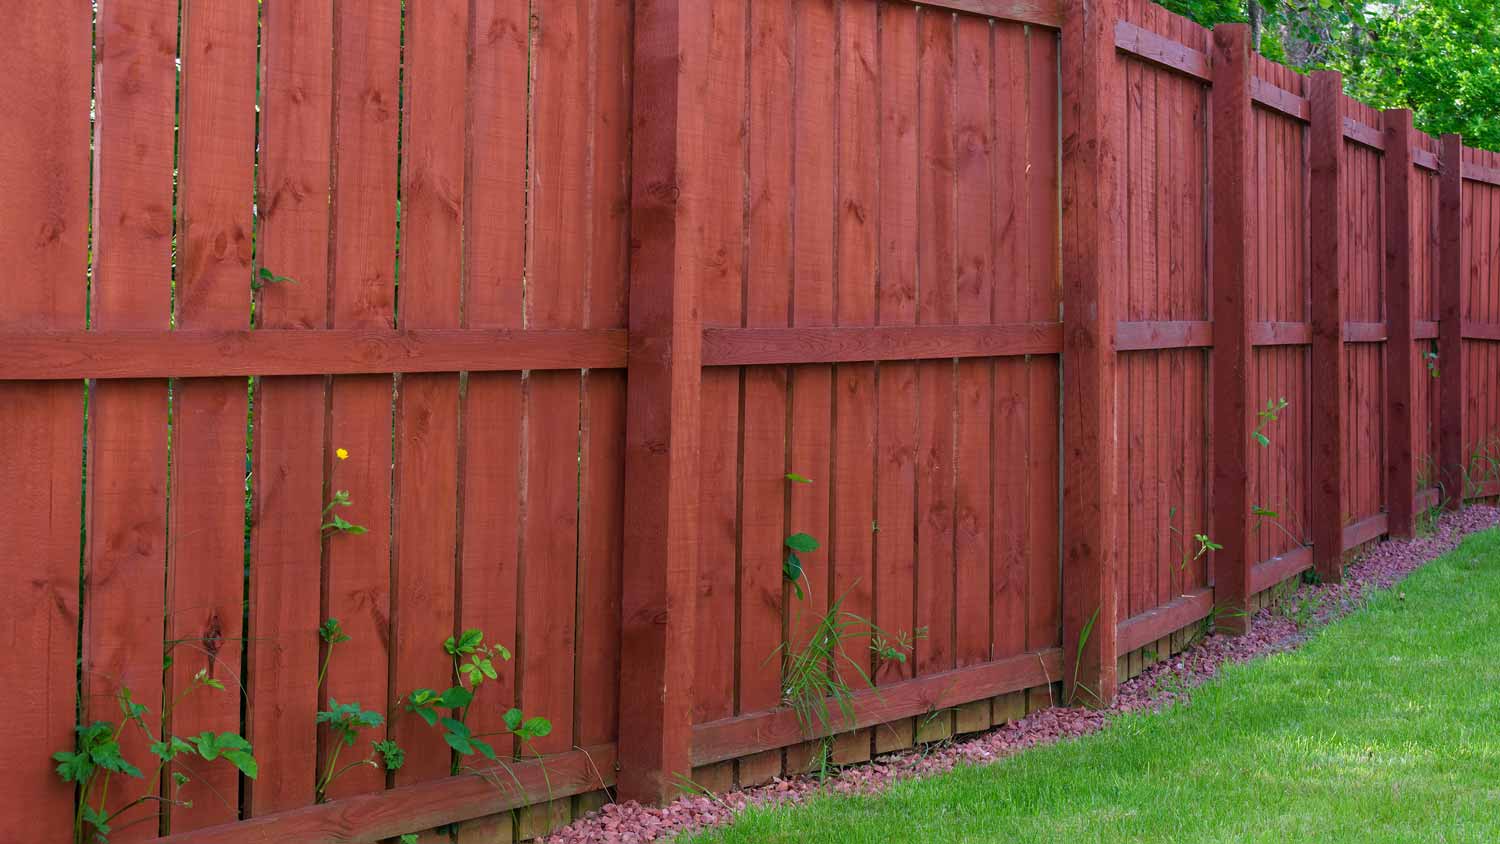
871;627;926;666
251;267;296;292
1252;397;1290;447
784;532;821;599
321;490;368;536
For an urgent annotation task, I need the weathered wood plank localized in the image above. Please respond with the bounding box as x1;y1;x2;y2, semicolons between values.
617;0;704;803
701;323;1061;365
0;4;90;837
1385;109;1417;537
1439;134;1464;510
1251;76;1310;122
159;746;615;844
1060;0;1124;705
1209;23;1254;634
1113;20;1209;81
691;649;1063;767
1310;70;1348;583
0;329;627;380
1116;587;1213;655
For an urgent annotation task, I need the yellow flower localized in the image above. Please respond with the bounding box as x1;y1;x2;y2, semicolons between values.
336;448;349;461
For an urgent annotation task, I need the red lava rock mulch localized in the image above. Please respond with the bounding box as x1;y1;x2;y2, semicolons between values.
539;505;1499;844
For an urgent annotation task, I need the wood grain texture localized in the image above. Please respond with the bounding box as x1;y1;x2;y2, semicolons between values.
873;2;921;756
390;0;466;788
617;0;703;803
1113;20;1209;81
1461;159;1500;187
1248;545;1313;594
701;323;1062;365
1116;586;1212;654
0;328;626;380
1309;71;1348;582
1113;320;1211;350
246;0;336;818
317;0;400;805
1343;116;1385;151
1439;134;1465;509
919;0;1064;28
1210;24;1254;633
1385;111;1417;537
0;4;89;838
1060;0;1124;705
691;649;1063;766
1251;76;1310;122
87;1;179;835
168;0;259;827
159;746;615;844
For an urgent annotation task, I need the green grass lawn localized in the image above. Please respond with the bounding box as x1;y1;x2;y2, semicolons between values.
684;528;1500;844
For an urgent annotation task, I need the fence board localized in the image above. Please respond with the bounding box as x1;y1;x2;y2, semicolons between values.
0;5;90;839
248;4;339;822
953;14;995;735
391;0;466;790
785;0;837;774
689;0;747;793
87;1;180;836
831;0;881;763
914;8;958;741
312;0;401;808
168;1;259;828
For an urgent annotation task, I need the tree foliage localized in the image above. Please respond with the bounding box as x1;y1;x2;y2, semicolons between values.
1155;0;1500;150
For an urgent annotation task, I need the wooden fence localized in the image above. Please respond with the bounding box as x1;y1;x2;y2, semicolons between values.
1;0;1496;841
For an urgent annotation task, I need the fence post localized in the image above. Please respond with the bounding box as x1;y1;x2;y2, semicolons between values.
1383;109;1417;536
1438;133;1465;509
1209;24;1254;633
617;0;703;804
1060;0;1124;706
1309;70;1347;583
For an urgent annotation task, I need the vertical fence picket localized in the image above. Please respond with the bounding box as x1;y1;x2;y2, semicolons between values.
873;1;922;757
517;0;590;831
830;0;880;765
689;0;746;793
169;0;258;828
0;5;90;838
87;1;179;836
392;0;466;791
249;0;337;817
320;0;401;806
737;0;794;785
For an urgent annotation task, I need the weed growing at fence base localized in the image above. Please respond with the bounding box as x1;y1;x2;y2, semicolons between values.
684;527;1500;844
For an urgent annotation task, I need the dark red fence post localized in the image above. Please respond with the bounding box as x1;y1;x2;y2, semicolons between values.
1209;23;1254;633
1309;70;1347;583
1060;0;1124;706
618;0;704;804
1438;133;1465;509
1383;109;1417;537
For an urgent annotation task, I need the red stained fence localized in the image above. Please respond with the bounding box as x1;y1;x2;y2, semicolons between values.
0;1;1491;842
